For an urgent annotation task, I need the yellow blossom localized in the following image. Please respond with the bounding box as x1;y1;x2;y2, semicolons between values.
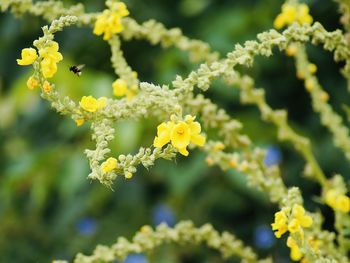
271;211;288;238
113;79;128;96
287;218;300;234
39;41;63;78
153;115;205;156
101;157;118;174
41;58;58;78
287;236;303;261
335;195;350;213
39;41;63;62
153;121;174;148
80;96;107;112
298;4;313;24
274;3;313;29
75;119;85;126
325;189;350;213
171;121;191;156
43;81;52;93
93;2;129;40
17;48;38;65
26;76;39;90
292;204;313;228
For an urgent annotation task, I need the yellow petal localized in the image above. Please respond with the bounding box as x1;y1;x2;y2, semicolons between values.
113;79;128;96
80;96;98;112
335;195;350;213
300;215;313;228
171;122;191;149
178;147;189;156
41;58;57;78
191;134;205;146
189;121;201;134
75;119;85;126
17;48;38;66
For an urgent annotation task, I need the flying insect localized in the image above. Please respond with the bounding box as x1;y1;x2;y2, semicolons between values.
69;64;85;76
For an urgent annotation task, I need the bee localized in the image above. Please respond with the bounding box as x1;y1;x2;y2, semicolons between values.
69;64;85;76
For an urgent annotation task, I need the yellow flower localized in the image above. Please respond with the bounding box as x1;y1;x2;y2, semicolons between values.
39;41;63;78
298;4;313;25
335;195;350;213
93;2;129;40
292;204;313;228
80;96;107;112
43;81;52;93
271;211;288;238
153;121;173;148
213;142;225;151
274;3;313;29
17;48;38;65
154;115;205;156
101;157;118;174
39;41;63;62
113;79;128;96
26;76;39;90
41;58;58;78
112;2;129;16
287;236;303;261
171;121;191;156
75;119;85;126
287;218;300;234
326;190;350;213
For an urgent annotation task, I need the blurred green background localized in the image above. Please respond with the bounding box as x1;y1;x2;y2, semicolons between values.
0;0;349;262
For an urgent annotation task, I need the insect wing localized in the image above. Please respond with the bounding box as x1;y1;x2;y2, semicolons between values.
76;64;85;70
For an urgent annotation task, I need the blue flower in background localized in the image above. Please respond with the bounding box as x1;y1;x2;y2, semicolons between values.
254;225;275;249
124;254;147;263
263;145;282;167
152;204;175;227
76;217;97;236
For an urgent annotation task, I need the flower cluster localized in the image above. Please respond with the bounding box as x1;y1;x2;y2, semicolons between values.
17;40;62;78
93;1;129;40
325;189;350;213
271;204;313;261
274;3;313;29
153;115;206;156
79;96;107;113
